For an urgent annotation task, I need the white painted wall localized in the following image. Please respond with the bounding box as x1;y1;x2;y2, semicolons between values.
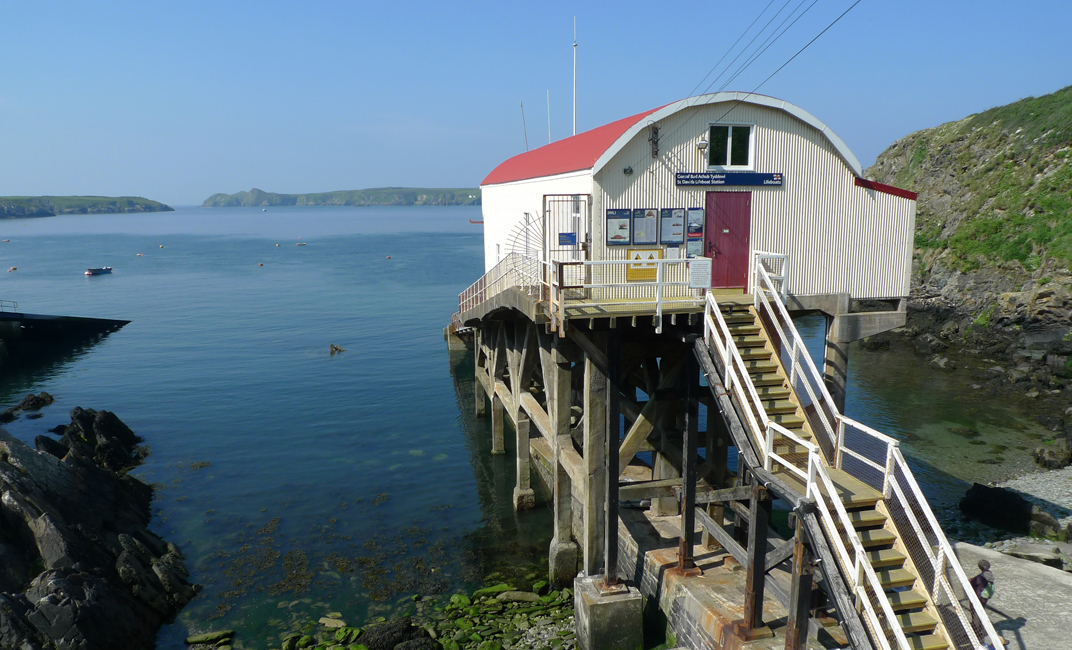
592;101;915;300
480;171;593;272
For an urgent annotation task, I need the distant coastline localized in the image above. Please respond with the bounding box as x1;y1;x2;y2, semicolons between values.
0;195;174;218
202;186;481;207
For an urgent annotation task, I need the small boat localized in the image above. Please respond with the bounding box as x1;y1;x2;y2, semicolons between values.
85;267;113;276
295;242;307;246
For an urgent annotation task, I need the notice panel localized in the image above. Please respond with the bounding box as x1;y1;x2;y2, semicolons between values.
606;209;631;245
688;258;712;288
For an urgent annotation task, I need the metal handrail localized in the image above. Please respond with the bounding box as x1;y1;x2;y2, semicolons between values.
703;289;911;650
753;261;840;460
0;299;17;313
456;254;703;335
706;253;996;650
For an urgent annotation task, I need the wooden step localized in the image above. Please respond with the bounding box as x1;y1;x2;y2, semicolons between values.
867;549;906;569
728;325;760;336
738;348;772;361
857;528;897;548
733;335;768;348
742;360;778;373
760;399;799;414
895;612;938;635
876;568;915;589
848;508;887;529
768;412;805;428
750;373;786;387
885;589;928;612
754;385;790;399
906;634;948;650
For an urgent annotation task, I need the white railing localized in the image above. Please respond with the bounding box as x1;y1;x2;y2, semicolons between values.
702;254;999;650
554;258;701;333
752;250;789;300
703;292;911;650
455;254;704;335
753;261;840;462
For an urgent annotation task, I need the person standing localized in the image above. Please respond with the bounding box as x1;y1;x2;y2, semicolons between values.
970;559;995;634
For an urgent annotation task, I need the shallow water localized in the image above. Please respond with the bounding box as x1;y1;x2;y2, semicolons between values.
0;208;1053;646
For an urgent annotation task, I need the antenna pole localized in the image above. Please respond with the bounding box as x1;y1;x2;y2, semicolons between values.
573;17;577;136
547;90;551;144
521;101;529;151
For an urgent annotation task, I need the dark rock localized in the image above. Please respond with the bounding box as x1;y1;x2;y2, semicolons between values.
914;333;947;356
959;483;1033;533
1032;439;1072;469
0;542;33;593
0;409;16;424
34;436;68;460
396;638;440;650
1029;507;1062;538
16;393;54;411
357;617;428;650
0;409;197;650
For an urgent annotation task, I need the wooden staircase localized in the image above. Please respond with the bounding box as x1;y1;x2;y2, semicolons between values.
719;303;950;650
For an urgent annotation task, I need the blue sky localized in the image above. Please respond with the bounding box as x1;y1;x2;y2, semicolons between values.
1;0;1070;206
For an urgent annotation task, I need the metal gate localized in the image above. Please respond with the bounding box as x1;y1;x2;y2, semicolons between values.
543;194;590;263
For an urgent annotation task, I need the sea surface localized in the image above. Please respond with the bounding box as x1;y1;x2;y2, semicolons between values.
0;206;1052;648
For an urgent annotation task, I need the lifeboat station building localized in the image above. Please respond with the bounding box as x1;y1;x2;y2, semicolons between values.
474;91;917;410
450;95;993;650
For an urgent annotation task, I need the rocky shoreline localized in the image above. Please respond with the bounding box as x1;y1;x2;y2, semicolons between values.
866;301;1072;470
0;395;199;649
183;578;577;650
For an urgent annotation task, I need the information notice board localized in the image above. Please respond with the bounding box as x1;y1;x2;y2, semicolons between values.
688;258;712;288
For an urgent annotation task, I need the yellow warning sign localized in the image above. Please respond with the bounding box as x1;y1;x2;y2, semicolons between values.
626;248;663;282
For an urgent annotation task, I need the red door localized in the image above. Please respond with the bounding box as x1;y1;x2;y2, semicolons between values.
704;191;751;288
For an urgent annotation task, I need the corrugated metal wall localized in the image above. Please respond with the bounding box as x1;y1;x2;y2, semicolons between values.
593;102;915;300
480;171;593;272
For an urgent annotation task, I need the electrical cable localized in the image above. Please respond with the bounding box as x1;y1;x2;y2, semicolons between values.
685;0;778;101
620;0;866;186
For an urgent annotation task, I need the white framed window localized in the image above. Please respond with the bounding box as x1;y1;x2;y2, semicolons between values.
707;124;754;170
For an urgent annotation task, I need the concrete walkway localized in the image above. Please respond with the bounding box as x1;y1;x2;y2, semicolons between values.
953;542;1072;650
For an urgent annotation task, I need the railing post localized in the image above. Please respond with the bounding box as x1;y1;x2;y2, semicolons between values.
763;424;774;470
883;443;895;499
655;260;664;334
806;449;817;500
835;419;845;470
789;340;799;387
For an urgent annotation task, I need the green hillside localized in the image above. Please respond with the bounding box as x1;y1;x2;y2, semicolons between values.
0;195;173;218
867;85;1072;273
203;187;481;208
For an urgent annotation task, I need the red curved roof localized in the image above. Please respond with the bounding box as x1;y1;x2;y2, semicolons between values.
481;106;664;186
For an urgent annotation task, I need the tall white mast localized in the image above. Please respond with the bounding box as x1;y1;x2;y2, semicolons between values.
547;90;551;144
573;17;577;136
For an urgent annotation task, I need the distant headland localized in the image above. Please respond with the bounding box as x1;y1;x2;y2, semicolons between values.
202;187;481;207
0;196;174;218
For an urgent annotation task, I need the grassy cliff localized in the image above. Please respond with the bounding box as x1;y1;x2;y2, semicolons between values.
203;187;481;208
867;85;1072;273
0;196;173;218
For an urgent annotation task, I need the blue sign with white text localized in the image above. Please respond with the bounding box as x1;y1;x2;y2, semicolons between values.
676;172;783;187
558;232;577;246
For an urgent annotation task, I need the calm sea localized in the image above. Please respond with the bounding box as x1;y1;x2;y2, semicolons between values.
0;206;1049;647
